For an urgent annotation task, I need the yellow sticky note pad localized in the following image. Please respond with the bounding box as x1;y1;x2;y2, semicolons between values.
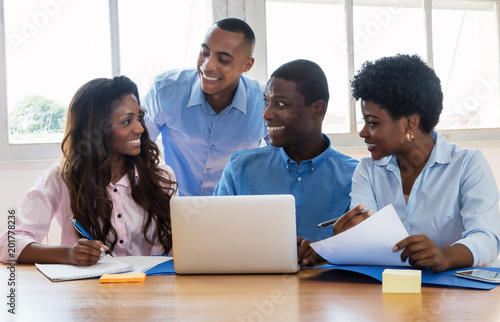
382;269;421;293
100;273;146;283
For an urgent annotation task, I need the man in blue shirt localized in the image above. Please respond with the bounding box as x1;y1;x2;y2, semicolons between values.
142;18;267;196
214;59;358;242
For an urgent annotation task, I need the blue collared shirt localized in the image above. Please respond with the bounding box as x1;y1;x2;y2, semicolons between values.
214;135;359;241
350;131;500;267
142;68;267;196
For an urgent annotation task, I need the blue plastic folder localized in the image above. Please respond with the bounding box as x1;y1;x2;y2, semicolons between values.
315;264;500;290
145;259;176;275
142;260;499;290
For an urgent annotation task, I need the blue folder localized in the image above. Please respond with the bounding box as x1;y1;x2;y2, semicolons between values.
144;259;499;290
145;259;176;275
315;264;500;290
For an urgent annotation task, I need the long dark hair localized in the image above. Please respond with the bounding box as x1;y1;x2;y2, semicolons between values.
61;75;177;254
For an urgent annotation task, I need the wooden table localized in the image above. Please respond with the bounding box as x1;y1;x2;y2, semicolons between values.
2;263;499;321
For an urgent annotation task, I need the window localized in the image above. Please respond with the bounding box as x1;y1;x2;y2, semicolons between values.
432;1;499;130
4;0;112;144
265;0;500;141
352;0;427;131
118;0;212;98
266;0;349;133
1;0;499;162
0;0;212;161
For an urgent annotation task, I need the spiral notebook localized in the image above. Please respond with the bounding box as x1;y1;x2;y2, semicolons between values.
35;256;134;282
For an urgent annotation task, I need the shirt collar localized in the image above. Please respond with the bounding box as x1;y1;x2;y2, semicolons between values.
374;131;449;169
229;78;248;115
279;134;332;169
110;165;139;188
187;76;247;115
425;131;452;167
187;75;206;110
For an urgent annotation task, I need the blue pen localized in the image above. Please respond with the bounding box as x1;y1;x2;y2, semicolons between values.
71;217;112;257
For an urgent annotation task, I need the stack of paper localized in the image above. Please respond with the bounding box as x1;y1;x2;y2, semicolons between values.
311;204;410;266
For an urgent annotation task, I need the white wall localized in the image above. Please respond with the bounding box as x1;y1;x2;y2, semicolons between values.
1;141;500;245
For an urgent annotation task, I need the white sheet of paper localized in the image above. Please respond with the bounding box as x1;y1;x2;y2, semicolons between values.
311;204;411;266
117;256;173;273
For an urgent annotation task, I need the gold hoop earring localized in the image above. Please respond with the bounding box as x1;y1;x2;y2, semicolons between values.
406;131;415;142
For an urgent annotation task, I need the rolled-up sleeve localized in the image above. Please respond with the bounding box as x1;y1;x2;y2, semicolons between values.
213;154;237;196
0;166;64;263
453;150;500;267
142;80;163;141
350;159;379;212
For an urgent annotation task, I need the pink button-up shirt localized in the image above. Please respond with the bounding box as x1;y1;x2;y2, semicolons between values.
0;164;176;262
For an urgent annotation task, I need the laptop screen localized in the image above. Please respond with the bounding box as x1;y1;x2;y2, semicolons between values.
170;194;298;274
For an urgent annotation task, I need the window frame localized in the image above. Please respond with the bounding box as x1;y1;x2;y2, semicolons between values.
262;0;500;147
1;0;500;165
0;0;119;163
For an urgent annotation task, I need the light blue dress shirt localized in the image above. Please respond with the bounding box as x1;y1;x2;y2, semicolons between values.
350;131;500;267
142;68;267;196
214;135;359;241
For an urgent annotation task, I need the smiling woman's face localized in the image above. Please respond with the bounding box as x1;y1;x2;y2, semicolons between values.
359;99;408;160
108;94;144;165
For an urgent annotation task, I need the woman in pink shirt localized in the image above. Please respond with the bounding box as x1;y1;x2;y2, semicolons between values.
0;76;177;265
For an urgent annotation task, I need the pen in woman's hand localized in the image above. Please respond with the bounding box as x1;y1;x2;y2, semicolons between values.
71;217;112;257
317;209;371;228
317;217;340;228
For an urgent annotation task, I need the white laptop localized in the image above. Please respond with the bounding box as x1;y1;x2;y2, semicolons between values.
170;194;299;274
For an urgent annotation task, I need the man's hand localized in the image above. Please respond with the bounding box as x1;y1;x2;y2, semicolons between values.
297;237;325;266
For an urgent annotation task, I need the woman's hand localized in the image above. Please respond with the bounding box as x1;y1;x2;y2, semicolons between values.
17;239;108;265
67;239;104;266
297;237;325;266
333;204;374;235
393;234;446;272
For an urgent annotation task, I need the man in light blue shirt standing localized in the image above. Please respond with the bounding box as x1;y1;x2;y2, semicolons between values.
142;18;267;196
214;60;358;242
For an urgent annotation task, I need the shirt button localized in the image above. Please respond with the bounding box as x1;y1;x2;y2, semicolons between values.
119;240;124;244
210;144;215;149
114;188;118;192
206;168;211;172
311;168;314;171
297;177;302;181
117;214;122;218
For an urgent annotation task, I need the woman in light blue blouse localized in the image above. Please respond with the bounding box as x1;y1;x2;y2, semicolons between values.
345;54;500;272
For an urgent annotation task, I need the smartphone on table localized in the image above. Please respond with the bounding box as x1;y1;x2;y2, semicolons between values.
455;269;500;283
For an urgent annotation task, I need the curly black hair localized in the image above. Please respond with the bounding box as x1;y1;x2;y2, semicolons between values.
351;54;443;133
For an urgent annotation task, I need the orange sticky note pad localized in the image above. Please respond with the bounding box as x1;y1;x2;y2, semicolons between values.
100;273;146;283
